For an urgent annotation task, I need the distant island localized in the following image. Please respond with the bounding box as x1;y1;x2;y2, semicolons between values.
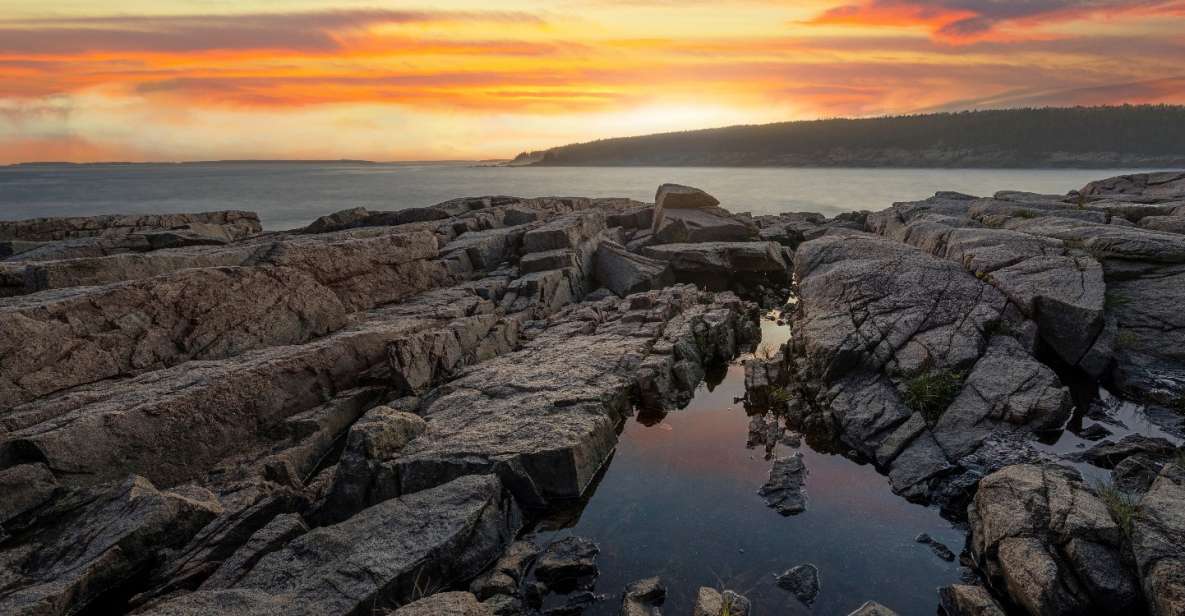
511;105;1185;168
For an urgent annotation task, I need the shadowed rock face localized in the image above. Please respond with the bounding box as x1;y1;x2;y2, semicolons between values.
141;476;520;616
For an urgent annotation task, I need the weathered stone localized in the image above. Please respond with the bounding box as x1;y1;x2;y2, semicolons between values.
969;464;1140;616
0;286;498;488
938;584;1007;616
692;587;750;616
931;336;1072;460
653;207;758;244
0;476;221;616
470;540;538;600
534;537;599;588
303;207;371;233
0;210;261;242
144;476;520;616
757;453;808;515
1081;172;1185;202
915;533;956;562
1112;454;1166;494
345;406;427;461
394;592;492;616
392;287;755;506
0;463;58;524
1073;434;1178;469
522;211;605;253
0;266;349;409
651;184;720;232
619;577;665;616
200;513;308;590
594;241;673;297
1131;463;1185;616
641;241;787;276
847;601;898;615
776;563;820;605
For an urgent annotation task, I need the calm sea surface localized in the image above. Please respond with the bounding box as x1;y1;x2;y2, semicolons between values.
0;163;1157;230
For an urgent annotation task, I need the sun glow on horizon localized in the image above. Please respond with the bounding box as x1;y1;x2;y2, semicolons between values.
1;0;1183;163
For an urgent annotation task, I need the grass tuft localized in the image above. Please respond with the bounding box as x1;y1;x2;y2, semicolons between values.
1105;290;1131;309
755;343;777;361
768;387;792;405
903;369;965;423
1116;330;1139;349
1094;480;1139;537
1014;209;1038;219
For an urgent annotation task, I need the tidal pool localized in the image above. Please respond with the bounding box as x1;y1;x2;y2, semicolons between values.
533;319;966;615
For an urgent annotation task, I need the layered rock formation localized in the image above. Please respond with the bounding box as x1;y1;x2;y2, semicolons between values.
0;187;764;615
745;170;1185;616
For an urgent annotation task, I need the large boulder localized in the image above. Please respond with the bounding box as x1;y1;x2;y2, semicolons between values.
969;464;1141;615
593;241;673;296
1081;172;1185;202
651;183;719;230
653;207;758;244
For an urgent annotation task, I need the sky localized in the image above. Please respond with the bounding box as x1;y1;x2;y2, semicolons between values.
1;0;1183;163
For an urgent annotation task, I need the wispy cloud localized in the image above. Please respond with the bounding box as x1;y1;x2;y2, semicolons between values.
0;9;545;54
807;0;1185;41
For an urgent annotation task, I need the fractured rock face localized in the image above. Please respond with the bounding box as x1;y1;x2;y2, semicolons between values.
391;286;757;506
143;475;521;616
968;464;1141;615
651;183;720;233
593;241;673;297
0;476;222;616
1131;463;1185;616
0;266;349;409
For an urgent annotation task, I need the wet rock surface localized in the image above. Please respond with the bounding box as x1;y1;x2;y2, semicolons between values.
776;563;821;605
758;452;808;515
3;174;1185;616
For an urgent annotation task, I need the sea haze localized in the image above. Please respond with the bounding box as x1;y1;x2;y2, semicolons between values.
0;162;1162;231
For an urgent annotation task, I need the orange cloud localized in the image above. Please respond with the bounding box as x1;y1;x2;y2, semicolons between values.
1;2;1184;162
808;0;1185;41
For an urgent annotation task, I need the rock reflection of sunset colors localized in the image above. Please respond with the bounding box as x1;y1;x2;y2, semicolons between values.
2;0;1183;163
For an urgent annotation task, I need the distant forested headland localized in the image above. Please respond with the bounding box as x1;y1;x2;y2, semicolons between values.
512;105;1185;168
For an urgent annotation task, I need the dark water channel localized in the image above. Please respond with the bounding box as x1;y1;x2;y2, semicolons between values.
532;319;966;615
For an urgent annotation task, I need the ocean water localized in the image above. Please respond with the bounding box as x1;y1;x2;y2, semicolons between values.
0;162;1157;231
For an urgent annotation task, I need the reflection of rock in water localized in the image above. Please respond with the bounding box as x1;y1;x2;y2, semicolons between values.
758;453;808;515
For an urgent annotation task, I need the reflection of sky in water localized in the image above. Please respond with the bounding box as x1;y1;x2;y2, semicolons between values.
535;320;964;615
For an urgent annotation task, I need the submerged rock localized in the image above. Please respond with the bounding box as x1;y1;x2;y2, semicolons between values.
915;533;956;562
776;563;821;605
534;537;600;590
620;577;666;616
692;587;751;616
847;601;898;615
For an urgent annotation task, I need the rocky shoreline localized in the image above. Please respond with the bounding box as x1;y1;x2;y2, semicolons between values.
1;172;1184;615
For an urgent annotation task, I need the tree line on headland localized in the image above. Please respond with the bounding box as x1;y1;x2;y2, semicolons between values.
511;105;1185;168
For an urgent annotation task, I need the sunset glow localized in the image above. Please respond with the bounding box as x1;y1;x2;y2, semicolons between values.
2;0;1184;163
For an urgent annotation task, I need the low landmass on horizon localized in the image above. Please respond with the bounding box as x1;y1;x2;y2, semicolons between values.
514;105;1185;169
